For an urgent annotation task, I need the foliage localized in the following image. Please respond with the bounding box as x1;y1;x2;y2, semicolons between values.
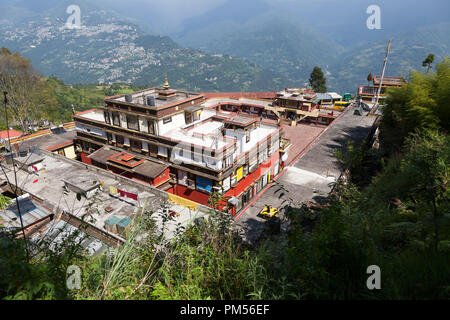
67;207;268;300
0;194;11;210
335;140;382;187
0;226;88;299
422;53;435;72
0;47;40;133
274;129;449;299
0;10;287;92
380;57;450;154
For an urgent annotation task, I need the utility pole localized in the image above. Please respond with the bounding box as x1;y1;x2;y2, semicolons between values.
3;91;30;261
370;40;391;115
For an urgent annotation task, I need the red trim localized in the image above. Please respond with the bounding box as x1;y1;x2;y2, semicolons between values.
46;141;73;151
171;185;211;206
202;92;276;100
153;168;170;186
80;152;92;165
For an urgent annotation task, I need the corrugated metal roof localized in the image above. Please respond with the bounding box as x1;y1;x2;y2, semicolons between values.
1;196;51;230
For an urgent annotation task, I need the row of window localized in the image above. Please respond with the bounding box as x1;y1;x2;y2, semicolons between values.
104;110;171;135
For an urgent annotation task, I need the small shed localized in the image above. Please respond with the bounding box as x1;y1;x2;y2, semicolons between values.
105;216;120;234
13;153;44;173
62;176;103;199
116;217;132;237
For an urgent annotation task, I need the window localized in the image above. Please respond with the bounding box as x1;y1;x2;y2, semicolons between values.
163;116;172;124
224;155;232;168
116;135;124;145
127;115;139;131
196;176;212;193
185;112;193;124
246;130;250;143
149;144;158;156
112;112;120;127
148;120;156;135
104;111;111;124
130;139;142;151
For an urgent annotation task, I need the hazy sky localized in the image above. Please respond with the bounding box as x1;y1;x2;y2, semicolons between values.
92;0;331;33
94;0;227;30
90;0;449;35
4;0;449;36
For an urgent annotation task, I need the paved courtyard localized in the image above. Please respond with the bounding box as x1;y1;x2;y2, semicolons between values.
235;104;378;244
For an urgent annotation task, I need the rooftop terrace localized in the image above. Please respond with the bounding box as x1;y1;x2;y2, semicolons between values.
0;150;211;242
106;87;200;108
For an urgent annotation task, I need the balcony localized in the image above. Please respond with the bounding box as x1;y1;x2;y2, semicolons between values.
279;138;292;153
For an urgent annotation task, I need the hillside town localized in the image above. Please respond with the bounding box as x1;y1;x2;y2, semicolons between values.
0;0;448;305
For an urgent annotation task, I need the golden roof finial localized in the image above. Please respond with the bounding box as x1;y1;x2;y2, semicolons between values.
163;73;170;90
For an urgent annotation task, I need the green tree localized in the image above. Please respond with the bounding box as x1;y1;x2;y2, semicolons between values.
0;48;41;133
422;53;435;73
309;66;327;93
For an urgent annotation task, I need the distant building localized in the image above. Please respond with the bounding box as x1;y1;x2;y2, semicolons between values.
0;129;24;149
7;124;77;159
358;75;407;103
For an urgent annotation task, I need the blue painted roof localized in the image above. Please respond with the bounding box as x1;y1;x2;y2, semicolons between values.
316;93;332;100
117;217;132;227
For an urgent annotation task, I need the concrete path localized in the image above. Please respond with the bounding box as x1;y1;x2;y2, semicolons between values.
234;105;377;244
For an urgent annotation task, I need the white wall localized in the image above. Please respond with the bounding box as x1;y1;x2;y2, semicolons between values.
158;113;186;135
170;144;223;170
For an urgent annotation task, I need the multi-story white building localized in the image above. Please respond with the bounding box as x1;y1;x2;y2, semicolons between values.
74;80;290;215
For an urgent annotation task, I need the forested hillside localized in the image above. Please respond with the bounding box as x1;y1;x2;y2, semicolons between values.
0;0;289;92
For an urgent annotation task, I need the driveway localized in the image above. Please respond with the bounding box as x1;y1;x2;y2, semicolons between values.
234;105;377;244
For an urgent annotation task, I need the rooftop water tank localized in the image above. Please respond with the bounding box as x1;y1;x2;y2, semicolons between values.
125;94;133;103
146;96;155;106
